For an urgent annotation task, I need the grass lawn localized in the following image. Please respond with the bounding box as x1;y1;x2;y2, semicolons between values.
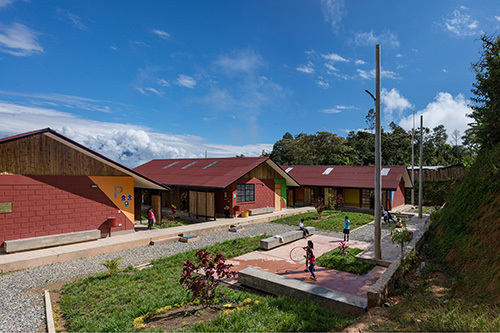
273;209;374;233
58;235;356;332
316;247;374;275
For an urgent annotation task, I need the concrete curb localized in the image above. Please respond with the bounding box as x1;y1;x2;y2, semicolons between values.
44;290;56;333
366;216;430;308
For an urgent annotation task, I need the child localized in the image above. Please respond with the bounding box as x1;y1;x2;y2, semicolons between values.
304;240;317;281
299;218;309;238
147;207;155;230
343;215;350;242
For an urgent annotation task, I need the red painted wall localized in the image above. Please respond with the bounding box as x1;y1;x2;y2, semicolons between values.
223;178;276;216
0;175;133;249
392;179;406;208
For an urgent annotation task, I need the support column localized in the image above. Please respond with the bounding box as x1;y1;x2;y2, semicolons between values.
134;188;142;222
374;44;382;261
151;192;161;225
418;115;424;218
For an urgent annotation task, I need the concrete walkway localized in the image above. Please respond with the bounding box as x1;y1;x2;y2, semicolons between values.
356;213;430;266
0;207;315;273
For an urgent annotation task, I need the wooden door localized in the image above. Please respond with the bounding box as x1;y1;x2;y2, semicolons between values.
274;184;282;211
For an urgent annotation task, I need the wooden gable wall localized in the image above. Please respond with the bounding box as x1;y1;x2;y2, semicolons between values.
0;134;127;176
242;162;281;180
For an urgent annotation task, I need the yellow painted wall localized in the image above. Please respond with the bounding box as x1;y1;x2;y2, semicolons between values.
89;176;135;223
344;188;360;206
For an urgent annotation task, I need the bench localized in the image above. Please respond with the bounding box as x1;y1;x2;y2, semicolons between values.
4;230;101;253
249;207;275;216
260;227;315;250
179;235;199;243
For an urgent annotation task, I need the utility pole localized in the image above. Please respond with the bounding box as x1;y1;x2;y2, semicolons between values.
418;115;423;218
374;44;382;261
411;109;415;207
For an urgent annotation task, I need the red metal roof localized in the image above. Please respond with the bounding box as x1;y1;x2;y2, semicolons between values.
282;165;412;190
134;157;298;189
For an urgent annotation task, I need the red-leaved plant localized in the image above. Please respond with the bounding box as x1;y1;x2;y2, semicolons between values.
179;249;237;307
338;241;349;254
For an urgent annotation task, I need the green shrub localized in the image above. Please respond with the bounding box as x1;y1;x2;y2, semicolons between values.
316;247;374;275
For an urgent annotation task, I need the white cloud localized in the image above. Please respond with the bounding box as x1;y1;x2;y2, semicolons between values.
296;61;315;74
316;79;329;88
495;16;500;22
0;102;273;167
0;22;43;56
355;59;366;65
110;45;118;51
157;79;170;87
321;53;349;62
320;106;353;114
176;74;196;88
214;49;264;74
0;0;18;9
357;68;399;80
444;8;480;37
442;68;447;73
145;87;163;96
381;88;412;120
56;8;87;30
324;63;338;72
320;0;346;32
152;29;171;40
320;108;342;114
354;30;400;48
0;90;126;113
399;92;472;143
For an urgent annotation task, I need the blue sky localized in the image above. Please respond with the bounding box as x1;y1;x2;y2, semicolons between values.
0;0;498;167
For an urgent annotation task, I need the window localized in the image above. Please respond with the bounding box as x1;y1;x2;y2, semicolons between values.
162;161;179;169
285;167;293;173
182;161;199;169
381;168;390;176
237;184;255;202
202;161;220;169
322;167;334;175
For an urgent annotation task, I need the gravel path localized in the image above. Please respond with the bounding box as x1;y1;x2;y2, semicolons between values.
0;221;374;332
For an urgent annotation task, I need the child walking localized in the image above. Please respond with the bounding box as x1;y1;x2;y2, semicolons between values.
304;240;316;281
343;215;350;242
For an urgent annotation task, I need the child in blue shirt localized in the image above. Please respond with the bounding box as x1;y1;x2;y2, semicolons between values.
343;216;350;242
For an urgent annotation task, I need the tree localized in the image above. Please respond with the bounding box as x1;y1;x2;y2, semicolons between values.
469;34;500;149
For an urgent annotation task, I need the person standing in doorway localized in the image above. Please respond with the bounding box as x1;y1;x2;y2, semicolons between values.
147;207;155;230
343;215;350;242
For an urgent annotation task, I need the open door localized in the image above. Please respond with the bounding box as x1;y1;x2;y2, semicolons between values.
274;183;282;211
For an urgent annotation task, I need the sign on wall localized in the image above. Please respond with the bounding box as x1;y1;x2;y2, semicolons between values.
89;176;135;223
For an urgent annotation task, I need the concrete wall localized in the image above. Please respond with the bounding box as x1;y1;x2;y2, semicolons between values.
0;175;134;249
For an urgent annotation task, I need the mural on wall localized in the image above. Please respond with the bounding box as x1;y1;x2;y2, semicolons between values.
89;176;134;223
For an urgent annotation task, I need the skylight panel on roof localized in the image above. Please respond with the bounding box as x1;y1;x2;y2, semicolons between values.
162;161;179;169
285;167;293;173
381;168;390;176
322;167;334;175
182;161;199;169
202;161;220;169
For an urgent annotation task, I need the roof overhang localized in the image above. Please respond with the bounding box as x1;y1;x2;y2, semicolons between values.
266;160;300;187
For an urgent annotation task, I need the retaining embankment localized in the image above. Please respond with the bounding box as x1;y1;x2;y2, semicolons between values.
367;217;430;308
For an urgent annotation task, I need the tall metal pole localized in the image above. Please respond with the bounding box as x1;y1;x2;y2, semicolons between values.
374;44;382;260
418;115;423;218
411;109;415;206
